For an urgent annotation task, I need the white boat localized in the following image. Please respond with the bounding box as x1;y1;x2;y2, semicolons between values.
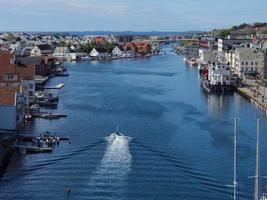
81;56;91;61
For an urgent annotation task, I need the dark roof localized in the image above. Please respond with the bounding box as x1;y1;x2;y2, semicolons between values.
16;56;44;65
37;44;52;51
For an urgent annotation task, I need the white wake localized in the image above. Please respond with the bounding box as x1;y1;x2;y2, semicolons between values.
88;133;132;195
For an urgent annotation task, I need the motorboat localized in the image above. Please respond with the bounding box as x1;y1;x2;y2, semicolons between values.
35;91;59;102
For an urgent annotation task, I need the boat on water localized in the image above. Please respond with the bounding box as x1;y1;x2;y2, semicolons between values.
35;91;59;102
42;113;67;119
80;56;91;61
37;100;58;108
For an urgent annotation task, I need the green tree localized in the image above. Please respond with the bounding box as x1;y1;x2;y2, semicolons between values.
219;29;231;38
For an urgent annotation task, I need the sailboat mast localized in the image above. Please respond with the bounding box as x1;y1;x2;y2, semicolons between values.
255;119;260;200
233;117;238;200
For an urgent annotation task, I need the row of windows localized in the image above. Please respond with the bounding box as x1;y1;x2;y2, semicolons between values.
4;74;18;81
241;61;258;66
241;67;256;71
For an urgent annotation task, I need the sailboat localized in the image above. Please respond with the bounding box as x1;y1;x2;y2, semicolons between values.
227;117;238;200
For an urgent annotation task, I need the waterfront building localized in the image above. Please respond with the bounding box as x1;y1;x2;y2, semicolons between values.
89;48;99;58
218;38;252;53
16;55;55;77
208;62;232;86
0;85;26;132
233;47;264;77
53;47;71;60
199;49;217;64
22;47;33;56
0;47;35;105
30;44;53;56
184;43;200;58
112;46;123;57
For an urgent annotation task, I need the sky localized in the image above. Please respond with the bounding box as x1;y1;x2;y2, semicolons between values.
0;0;267;32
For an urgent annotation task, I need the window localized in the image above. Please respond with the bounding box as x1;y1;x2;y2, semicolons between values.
255;62;258;66
29;84;33;89
242;62;244;65
29;91;33;97
246;62;248;65
4;74;18;81
251;62;253;65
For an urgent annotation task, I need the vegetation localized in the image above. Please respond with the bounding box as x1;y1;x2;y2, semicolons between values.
215;22;267;38
80;43;116;53
218;29;231;38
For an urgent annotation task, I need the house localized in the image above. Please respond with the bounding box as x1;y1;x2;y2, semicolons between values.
124;43;138;53
10;43;23;55
30;44;52;56
90;48;99;58
123;42;151;55
16;55;55;77
0;47;35;132
112;46;122;57
218;38;252;53
135;42;151;55
53;47;71;60
0;48;35;105
22;47;33;56
70;45;76;51
94;36;106;44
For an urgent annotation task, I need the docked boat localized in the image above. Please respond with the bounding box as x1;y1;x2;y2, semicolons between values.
35;91;59;102
81;56;91;61
37;100;58;108
41;113;67;119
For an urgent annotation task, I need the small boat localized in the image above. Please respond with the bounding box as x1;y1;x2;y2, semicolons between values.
80;56;91;61
42;113;67;119
42;113;60;119
113;126;123;136
37;100;58;108
35;91;59;102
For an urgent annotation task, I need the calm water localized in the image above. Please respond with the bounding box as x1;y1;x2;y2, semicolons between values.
1;46;267;200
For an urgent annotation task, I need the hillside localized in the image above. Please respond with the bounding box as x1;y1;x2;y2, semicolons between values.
213;22;267;38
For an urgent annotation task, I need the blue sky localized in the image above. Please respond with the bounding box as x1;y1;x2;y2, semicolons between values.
0;0;267;31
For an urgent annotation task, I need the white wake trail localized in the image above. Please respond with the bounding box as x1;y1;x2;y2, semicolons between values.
88;133;132;195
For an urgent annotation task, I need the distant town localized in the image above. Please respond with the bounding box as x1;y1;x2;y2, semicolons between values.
1;22;267;175
2;23;267;133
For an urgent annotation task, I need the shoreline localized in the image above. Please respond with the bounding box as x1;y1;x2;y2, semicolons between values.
237;87;267;114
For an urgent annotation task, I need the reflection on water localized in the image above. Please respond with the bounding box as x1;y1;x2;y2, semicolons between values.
205;93;233;115
87;133;132;198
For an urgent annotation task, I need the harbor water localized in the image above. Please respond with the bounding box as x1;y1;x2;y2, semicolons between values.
1;45;267;200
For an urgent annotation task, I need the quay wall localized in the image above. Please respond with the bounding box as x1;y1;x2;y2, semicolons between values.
236;88;267;114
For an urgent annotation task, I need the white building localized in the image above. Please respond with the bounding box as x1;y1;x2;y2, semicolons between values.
90;48;99;58
233;48;264;77
208;62;231;86
199;49;217;64
53;47;71;60
218;38;252;53
30;44;52;56
112;46;122;57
